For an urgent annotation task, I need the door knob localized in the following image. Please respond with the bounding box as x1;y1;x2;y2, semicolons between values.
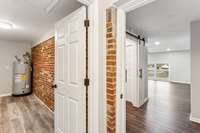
139;69;143;78
52;84;57;88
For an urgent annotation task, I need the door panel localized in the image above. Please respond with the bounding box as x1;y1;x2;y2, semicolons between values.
143;47;148;100
55;93;65;133
125;38;138;106
138;44;147;106
55;6;86;133
58;45;65;82
66;8;86;133
68;98;79;133
55;20;67;133
138;44;144;105
68;43;78;85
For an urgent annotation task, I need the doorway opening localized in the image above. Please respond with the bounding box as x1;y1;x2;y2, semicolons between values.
114;0;200;132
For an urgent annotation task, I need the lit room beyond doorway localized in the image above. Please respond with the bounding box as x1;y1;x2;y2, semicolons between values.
124;0;200;132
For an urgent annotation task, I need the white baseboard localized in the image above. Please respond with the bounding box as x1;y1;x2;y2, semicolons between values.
133;102;140;108
141;97;149;106
33;94;54;114
170;80;191;85
190;114;200;124
144;97;149;103
149;79;191;85
0;93;12;97
132;97;149;108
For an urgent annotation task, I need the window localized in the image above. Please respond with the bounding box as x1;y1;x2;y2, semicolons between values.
148;64;155;80
148;64;170;81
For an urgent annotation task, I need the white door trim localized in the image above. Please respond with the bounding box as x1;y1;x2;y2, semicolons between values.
81;0;115;132
115;0;157;133
116;8;126;133
77;0;101;133
88;2;100;133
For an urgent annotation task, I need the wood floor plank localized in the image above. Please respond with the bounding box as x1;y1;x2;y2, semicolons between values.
1;97;13;133
0;95;54;133
11;119;25;133
126;81;200;133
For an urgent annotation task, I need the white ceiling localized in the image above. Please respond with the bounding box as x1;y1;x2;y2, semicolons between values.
0;0;82;44
126;0;200;53
115;0;131;6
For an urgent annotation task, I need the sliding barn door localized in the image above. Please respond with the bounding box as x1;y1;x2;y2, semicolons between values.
125;38;138;106
55;6;86;133
138;43;148;106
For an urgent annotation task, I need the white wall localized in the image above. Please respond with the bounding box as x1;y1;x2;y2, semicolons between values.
148;50;191;83
191;20;200;122
0;40;31;96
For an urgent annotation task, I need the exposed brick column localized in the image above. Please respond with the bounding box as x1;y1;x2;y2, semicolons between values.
32;37;55;111
106;7;117;133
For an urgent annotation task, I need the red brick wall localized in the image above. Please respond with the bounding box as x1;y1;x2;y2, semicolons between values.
106;8;117;133
31;37;55;110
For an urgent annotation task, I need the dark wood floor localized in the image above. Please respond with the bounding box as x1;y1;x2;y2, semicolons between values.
127;80;200;133
0;95;54;133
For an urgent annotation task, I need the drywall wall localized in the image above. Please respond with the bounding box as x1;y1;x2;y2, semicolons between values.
191;20;200;122
0;40;31;96
148;51;191;83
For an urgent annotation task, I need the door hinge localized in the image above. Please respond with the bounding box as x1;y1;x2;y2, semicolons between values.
84;19;90;28
139;69;143;78
84;78;90;87
120;94;123;99
52;84;57;88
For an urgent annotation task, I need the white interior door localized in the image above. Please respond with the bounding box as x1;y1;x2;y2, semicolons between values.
55;6;86;133
138;44;144;105
125;38;138;106
143;46;148;101
138;43;148;106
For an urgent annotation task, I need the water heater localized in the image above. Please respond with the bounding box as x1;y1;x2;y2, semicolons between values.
12;62;32;96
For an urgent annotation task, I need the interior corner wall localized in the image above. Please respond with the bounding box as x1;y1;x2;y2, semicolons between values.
191;20;200;121
31;37;55;111
148;51;191;83
0;40;31;96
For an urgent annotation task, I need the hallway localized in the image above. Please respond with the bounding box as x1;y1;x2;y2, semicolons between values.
126;81;200;133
